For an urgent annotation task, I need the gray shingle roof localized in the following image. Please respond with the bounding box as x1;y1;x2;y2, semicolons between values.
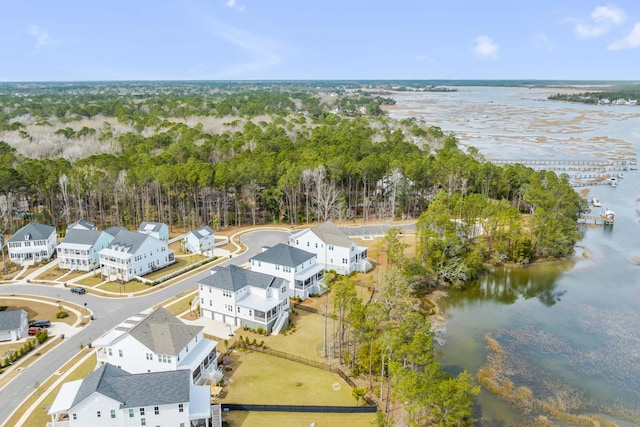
7;222;56;243
107;229;150;254
199;264;285;291
105;226;127;237
311;221;353;247
128;308;202;356
68;219;95;230
0;309;25;331
250;243;314;267
191;225;214;238
60;229;106;246
139;221;165;233
71;363;190;409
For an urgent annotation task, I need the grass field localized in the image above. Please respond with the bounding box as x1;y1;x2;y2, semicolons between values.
224;411;376;427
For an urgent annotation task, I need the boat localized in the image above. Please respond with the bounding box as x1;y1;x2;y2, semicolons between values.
609;176;618;187
591;197;601;207
618;172;625;179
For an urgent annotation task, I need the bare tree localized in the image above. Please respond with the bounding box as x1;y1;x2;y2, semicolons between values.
310;166;340;222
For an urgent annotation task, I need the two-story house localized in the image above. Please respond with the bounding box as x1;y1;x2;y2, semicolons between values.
99;229;174;282
93;308;219;386
250;243;325;300
47;364;212;427
138;221;169;242
57;229;114;272
288;221;372;275
183;226;215;255
198;265;290;334
7;222;57;266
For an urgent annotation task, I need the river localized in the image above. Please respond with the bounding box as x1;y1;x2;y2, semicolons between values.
387;86;640;426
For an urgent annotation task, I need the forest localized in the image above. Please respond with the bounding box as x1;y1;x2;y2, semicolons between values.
0;81;587;286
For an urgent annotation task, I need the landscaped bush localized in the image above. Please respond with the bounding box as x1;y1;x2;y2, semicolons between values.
56;311;68;319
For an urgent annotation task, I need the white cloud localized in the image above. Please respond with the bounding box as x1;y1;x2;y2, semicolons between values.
472;36;499;59
575;5;626;38
225;0;244;12
608;22;640;49
29;25;58;49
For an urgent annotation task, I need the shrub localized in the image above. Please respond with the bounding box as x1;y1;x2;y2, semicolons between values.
56;311;69;319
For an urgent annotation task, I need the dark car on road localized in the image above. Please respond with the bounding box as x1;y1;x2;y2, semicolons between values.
29;319;52;328
70;287;86;294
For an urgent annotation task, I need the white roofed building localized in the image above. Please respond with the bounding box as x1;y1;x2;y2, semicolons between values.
138;221;169;242
184;226;215;255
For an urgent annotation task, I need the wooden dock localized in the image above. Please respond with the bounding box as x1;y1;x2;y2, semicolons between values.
578;213;615;226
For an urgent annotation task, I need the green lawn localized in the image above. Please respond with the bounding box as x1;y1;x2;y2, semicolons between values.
224;411;376;427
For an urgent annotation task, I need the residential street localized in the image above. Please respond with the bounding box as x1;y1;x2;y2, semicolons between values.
0;229;289;425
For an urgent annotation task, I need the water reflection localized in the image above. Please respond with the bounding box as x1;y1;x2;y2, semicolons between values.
447;261;572;307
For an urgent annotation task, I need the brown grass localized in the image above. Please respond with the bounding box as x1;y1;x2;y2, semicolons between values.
224;411;375;427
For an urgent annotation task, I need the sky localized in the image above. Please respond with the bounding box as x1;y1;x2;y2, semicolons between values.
1;1;640;81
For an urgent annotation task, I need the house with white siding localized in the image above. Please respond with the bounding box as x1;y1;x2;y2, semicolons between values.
0;309;28;342
67;219;96;232
250;243;325;300
184;226;215;255
57;229;114;272
138;221;169;242
7;222;57;266
198;264;290;334
93;308;220;386
47;364;213;427
288;221;372;275
99;229;174;282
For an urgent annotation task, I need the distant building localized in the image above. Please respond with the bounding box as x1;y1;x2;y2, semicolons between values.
184;226;215;255
99;229;173;282
288;221;372;275
138;222;169;242
250;243;325;300
66;219;96;232
7;222;57;266
57;229;114;272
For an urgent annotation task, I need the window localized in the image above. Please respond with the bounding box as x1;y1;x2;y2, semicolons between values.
97;411;101;418
146;353;153;360
180;424;185;427
119;349;123;357
315;243;318;248
328;245;334;250
111;409;116;419
178;403;184;413
141;418;146;426
72;414;77;420
129;409;134;418
342;258;348;264
140;408;145;416
108;348;112;356
154;406;159;415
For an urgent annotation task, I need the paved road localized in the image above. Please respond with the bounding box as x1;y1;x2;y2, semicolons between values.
0;229;288;425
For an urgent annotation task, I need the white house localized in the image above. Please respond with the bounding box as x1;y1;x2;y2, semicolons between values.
250;243;325;300
288;221;372;275
198;265;290;334
67;219;96;232
47;364;212;427
7;222;57;266
93;308;220;386
0;309;28;342
184;226;215;255
138;221;169;242
57;229;114;272
99;229;174;282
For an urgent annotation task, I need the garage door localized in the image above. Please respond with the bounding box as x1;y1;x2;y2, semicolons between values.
214;312;224;322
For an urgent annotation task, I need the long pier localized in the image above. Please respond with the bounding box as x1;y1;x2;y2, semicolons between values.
578;212;615;226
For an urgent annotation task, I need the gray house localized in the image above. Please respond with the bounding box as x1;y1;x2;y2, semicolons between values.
0;309;29;342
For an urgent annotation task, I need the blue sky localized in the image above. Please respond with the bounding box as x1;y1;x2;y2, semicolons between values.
2;1;640;81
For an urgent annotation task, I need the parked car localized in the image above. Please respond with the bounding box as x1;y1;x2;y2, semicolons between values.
29;320;52;328
28;326;46;335
70;287;86;294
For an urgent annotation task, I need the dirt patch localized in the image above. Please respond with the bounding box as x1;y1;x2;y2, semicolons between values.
0;297;79;326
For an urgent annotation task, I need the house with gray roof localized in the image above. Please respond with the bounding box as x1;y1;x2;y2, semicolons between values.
98;229;174;282
250;243;325;300
47;364;212;427
0;309;28;342
67;219;96;232
138;221;169;242
198;264;291;334
57;229;114;272
288;221;372;275
183;225;215;255
92;308;219;386
7;222;57;266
